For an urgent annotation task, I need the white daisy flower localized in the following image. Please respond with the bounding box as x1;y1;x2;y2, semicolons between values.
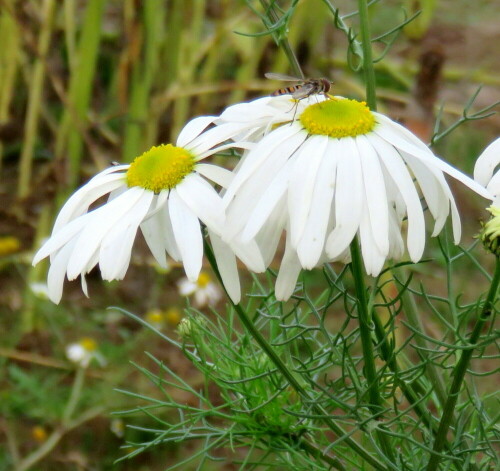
219;95;491;299
474;137;500;204
33;116;253;304
178;271;222;307
66;337;106;368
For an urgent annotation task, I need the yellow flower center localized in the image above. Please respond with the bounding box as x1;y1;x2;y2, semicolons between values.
80;337;97;352
0;236;21;256
299;98;376;138
196;271;211;288
126;144;195;193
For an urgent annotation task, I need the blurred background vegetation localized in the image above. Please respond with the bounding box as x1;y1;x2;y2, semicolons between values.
0;0;499;469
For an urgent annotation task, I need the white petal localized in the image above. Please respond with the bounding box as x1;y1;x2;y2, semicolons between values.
275;234;302;301
297;138;337;268
175;173;225;235
487;170;500;198
33;214;92;265
326;138;364;259
401;151;449;236
358;207;385;276
46;242;76;304
140;196;169;268
195;163;234;188
99;191;154;280
223;127;306;241
288;136;328;248
177;115;216;148
188;122;254;157
209;230;241;304
223;124;305;203
241;163;290;242
357;135;389;256
474;138;500;187
169;189;203;281
53;173;126;233
66;187;146;279
370;133;426;262
229;237;266;273
374;119;492;200
254;197;287;267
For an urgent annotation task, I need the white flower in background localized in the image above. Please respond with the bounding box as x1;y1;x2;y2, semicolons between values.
178;271;222;307
29;282;50;300
32;116;255;305
474;137;500;204
65;337;105;368
219;95;491;299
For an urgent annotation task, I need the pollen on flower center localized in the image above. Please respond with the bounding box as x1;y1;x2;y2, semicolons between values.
197;271;211;288
126;144;195;192
299;97;376;138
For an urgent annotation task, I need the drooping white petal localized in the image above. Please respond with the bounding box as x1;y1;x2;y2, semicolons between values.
223;123;306;204
374;119;492;200
168;189;203;281
255;196;287;267
289;136;328;248
195;163;234;188
99;190;154;280
216;96;280;123
188;122;254;157
140;196;169;268
176;115;216;148
241;163;291;243
387;208;405;260
53;172;126;233
66;187;146;279
196;141;254;161
474;138;500;187
209;230;241;304
401;150;449;236
326;138;364;259
357;135;389;256
297;138;337;269
33;214;93;265
275;233;302;301
46;241;77;304
487;170;500;198
228;237;266;273
358;205;385;276
370;133;426;262
224;127;306;241
175;173;225;235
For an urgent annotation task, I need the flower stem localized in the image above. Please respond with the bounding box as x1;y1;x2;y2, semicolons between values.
426;257;500;471
258;0;304;78
357;0;377;110
203;239;387;471
349;237;395;462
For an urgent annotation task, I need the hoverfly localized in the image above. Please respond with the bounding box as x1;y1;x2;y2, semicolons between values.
265;72;332;99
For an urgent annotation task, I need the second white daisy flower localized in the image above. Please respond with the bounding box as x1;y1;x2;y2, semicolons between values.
220;95;491;297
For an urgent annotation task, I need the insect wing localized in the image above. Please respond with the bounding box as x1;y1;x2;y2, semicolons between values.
265;72;303;82
291;82;316;99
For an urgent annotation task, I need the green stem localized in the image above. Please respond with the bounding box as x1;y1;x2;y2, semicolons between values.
349;238;395;462
258;0;303;78
203;240;387;471
299;439;347;471
357;0;377;110
426;257;500;471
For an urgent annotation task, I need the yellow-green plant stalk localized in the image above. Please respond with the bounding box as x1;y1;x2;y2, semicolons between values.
122;0;164;162
55;0;105;189
17;0;57;197
0;3;20;173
